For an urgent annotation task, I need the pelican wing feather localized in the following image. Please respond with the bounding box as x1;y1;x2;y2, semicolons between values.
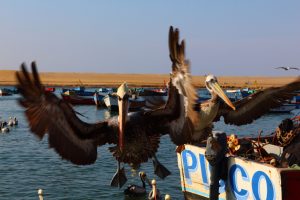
166;26;199;144
16;62;115;165
216;77;300;125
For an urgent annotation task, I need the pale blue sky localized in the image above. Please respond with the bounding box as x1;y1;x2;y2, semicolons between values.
0;0;299;76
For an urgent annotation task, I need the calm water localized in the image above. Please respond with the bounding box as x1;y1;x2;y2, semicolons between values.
0;92;298;200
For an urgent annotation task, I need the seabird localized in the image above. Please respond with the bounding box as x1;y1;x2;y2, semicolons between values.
15;27;194;188
124;171;148;197
182;73;300;144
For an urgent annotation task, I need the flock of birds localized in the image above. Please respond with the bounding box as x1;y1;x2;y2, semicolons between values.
0;117;18;133
14;26;300;196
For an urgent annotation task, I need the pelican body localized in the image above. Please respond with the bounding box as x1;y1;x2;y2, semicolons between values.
187;74;300;144
16;27;193;188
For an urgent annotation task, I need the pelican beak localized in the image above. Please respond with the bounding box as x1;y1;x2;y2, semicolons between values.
210;81;236;110
117;82;130;152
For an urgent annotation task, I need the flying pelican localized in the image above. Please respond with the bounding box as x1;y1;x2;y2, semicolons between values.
165;28;300;145
15;27;194;188
275;66;300;71
181;74;300;144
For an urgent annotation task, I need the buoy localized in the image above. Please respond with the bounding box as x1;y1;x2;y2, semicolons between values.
165;194;171;200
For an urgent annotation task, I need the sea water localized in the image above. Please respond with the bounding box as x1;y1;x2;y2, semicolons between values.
0;91;298;200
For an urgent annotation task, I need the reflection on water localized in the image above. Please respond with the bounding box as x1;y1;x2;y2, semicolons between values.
0;94;299;199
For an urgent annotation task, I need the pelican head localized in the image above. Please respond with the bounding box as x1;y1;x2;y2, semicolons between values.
205;74;235;110
117;82;130;152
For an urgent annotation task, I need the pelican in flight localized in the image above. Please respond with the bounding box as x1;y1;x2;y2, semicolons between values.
165;30;300;145
187;74;300;143
15;27;194;188
275;66;300;71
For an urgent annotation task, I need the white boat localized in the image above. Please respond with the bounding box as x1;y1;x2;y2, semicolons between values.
177;143;299;200
103;94;146;111
103;94;119;111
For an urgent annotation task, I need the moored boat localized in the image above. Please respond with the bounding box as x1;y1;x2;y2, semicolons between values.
61;90;106;105
137;88;168;109
103;93;146;111
45;87;56;93
0;88;13;96
177;143;300;200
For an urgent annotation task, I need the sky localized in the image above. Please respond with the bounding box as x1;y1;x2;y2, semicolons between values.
0;0;300;76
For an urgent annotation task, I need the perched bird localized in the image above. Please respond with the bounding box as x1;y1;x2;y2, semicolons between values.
13;117;18;126
124;171;148;197
1;122;9;133
275;66;300;71
15;27;193;188
148;179;162;200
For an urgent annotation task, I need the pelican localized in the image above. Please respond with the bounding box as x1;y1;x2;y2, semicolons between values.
166;28;300;145
1;122;9;133
148;179;162;200
13;117;18;126
15;27;193;188
8;117;14;126
182;75;300;145
124;171;148;197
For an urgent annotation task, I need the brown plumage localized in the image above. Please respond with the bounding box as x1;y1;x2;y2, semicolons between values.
16;62;183;166
215;79;300;125
15;27;198;187
188;75;300;144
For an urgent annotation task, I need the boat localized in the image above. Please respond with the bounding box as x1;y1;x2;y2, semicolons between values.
103;93;146;111
176;121;300;200
0;88;13;96
45;87;55;93
136;88;168;109
177;143;300;200
61;90;106;105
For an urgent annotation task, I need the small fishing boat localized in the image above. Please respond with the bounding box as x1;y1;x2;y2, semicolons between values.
103;93;146;111
177;117;300;200
136;88;168;109
177;143;300;200
0;88;13;96
61;90;106;105
44;87;56;93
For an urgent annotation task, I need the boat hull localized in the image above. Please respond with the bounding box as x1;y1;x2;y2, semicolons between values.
103;94;145;111
177;144;300;200
61;93;104;105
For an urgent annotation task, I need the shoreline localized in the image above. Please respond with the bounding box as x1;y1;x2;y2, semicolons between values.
0;70;298;89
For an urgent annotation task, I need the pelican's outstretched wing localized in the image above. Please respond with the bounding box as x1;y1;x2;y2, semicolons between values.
149;26;198;145
169;26;198;121
216;78;300;125
16;62;115;165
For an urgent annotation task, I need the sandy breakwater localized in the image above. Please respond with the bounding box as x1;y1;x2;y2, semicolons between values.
0;70;298;89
